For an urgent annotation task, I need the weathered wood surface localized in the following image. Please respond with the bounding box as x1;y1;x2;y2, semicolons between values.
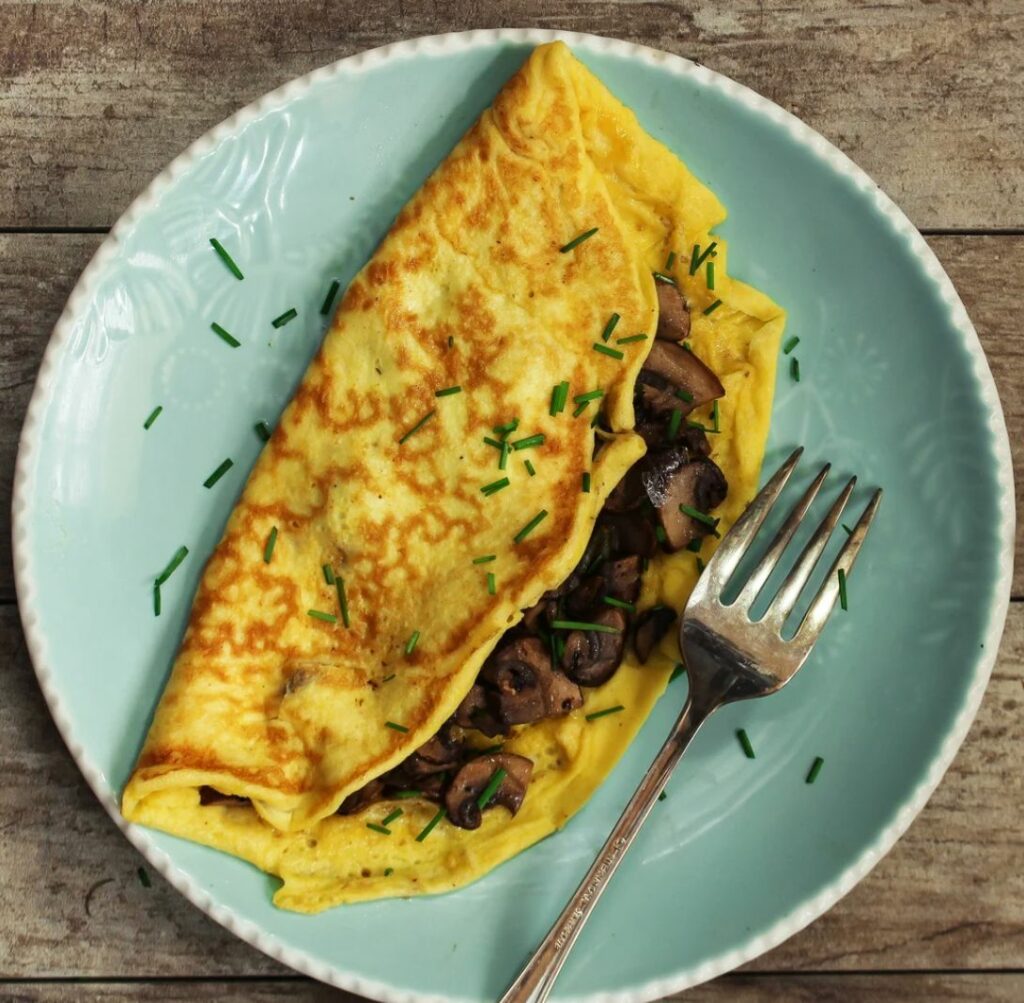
1;0;1022;231
0;602;1021;980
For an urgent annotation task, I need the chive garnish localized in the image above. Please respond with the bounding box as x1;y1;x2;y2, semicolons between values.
211;322;240;348
415;807;446;842
783;336;800;355
335;577;350;628
689;241;718;275
593;343;624;360
572;400;591;418
706;260;716;291
653;271;677;285
156;545;189;586
838;568;848;611
483;436;504;450
582;472;591;493
512;434;545;451
675;388;694;403
210;238;244;280
143;405;163;430
711;400;720;433
393;790;423;799
405;630;420;656
696;556;706;573
586;705;625;721
601;313;621;342
366;823;392;836
398;409;436;444
271;307;298;328
842;523;854;536
616;334;648;345
320;279;341;315
263;528;278;564
487;572;497;595
476;767;508;809
203;458;234;489
448;335;454;349
666;251;677;270
602;596;635;612
514;510;548;543
382;673;397;683
473;554;496;564
679;504;719;530
137;866;152;888
658;791;667;802
806;756;825;784
670;662;686;682
791;357;801;382
667;408;682;441
381;808;403;827
152;583;161;617
307;609;337;623
386;721;409;733
559;227;598;253
574;389;604;404
322;563;334;584
703;299;723;316
524;459;537;477
550;619;622;634
480;477;510;496
498;440;510;471
435;385;462;397
687;537;704;553
737;729;755;759
550;381;570;415
687;419;719;435
493;418;520;437
383;867;394;876
254;421;272;442
655;525;668;544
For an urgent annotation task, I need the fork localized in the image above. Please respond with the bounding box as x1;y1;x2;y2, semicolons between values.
498;447;882;1003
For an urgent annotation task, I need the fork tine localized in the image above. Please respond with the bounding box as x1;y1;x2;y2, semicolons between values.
763;475;857;628
795;488;883;642
733;463;831;612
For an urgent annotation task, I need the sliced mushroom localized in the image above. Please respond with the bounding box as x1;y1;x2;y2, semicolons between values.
521;595;557;633
603;464;647;513
633;606;677;663
601;555;642;604
538;664;584;716
336;778;385;815
401;725;463;778
453;683;506;737
637;341;724;415
642;451;728;551
562;574;606;618
655;281;691;342
445;753;534;830
198;786;249;808
479;640;547;727
561;607;628;686
599;512;659;559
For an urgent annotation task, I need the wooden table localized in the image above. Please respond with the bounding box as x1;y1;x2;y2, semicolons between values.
2;2;1022;1000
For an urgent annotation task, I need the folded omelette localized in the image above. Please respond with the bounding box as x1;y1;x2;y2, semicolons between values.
122;41;785;912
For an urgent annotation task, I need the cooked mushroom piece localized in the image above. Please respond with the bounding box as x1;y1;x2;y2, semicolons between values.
561;607;628;686
336;778;385;815
479;639;547;727
445;753;534;830
453;683;506;737
655;281;691;342
642;451;728;551
633;605;677;663
562;573;606;618
603;463;647;513
601;555;642;604
637;340;724;416
401;726;463;778
599;512;659;559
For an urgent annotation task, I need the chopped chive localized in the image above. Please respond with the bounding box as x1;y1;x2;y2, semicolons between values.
480;477;510;496
616;334;648;345
593;342;624;360
686;419;719;435
307;609;337;623
322;563;335;584
550;381;570;415
675;388;694;403
493;418;520;437
791;357;801;382
143;405;163;430
602;596;635;612
203;458;234;489
271;307;298;328
155;545;189;586
653;271;677;285
737;729;756;759
366;823;392;836
381;673;397;683
498;440;510;471
386;721;409;733
572;399;591;418
476;767;508;809
679;504;720;530
210;322;240;348
838;568;848;611
435;385;462;397
137;866;152;888
152;583;161;617
842;523;854;536
381;808;403;827
550;619;622;634
783;336;800;355
398;409;436;444
383;867;394;876
689;241;718;275
706;260;716;290
473;554;496;564
703;299;723;316
670;662;686;682
666;408;682;441
658;791;667;802
574;389;604;404
448;335;455;349
581;472;591;493
696;556;706;573
586;705;624;722
524;459;537;477
559;227;598;253
393;790;422;799
263;527;278;564
415;807;446;842
514;510;548;543
335;577;350;628
806;756;825;784
601;312;621;342
711;400;720;433
405;630;420;656
320;279;341;315
483;436;504;450
655;524;668;544
512;434;545;451
471;744;505;757
487;572;497;595
687;537;704;553
210;238;244;280
254;420;272;442
666;250;677;270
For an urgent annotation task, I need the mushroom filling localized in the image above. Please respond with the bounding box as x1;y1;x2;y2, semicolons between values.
203;286;728;830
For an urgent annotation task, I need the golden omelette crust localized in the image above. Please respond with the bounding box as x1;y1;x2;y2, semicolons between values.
122;42;785;909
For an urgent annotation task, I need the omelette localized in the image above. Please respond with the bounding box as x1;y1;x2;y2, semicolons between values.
122;41;785;912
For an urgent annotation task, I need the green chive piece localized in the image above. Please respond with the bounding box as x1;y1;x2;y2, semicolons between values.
152;583;161;617
675;388;694;403
574;389;604;404
582;472;591;493
689;241;718;275
480;477;510;496
448;335;455;349
586;705;625;722
137;866;152;888
322;563;335;584
486;572;497;595
687;538;704;553
381;808;403;827
602;596;635;612
550;619;622;634
559;227;598;253
382;673;397;683
155;545;189;586
435;385;462;398
393;790;422;799
653;271;677;285
473;554;496;564
483;436;504;450
512;434;545;451
524;459;537;477
791;357;801;382
307;609;337;623
514;510;548;543
572;400;591;418
383;867;394;876
203;458;234;489
666;250;677;270
271;307;298;328
498;440;510;471
405;630;420;656
696;556;706;573
706;260;716;291
211;322;240;348
366;823;392;836
711;400;721;433
679;504;719;529
601;313;621;342
210;238;244;280
143;405;163;430
658;791;667;802
655;524;668;544
806;756;825;784
386;721;409;733
737;729;755;759
687;419;719;435
399;409;436;444
670;663;686;682
263;527;278;564
616;334;648;345
667;408;682;441
320;279;341;315
475;767;508;810
783;336;800;355
550;381;570;416
842;523;854;536
703;299;723;316
254;421;272;442
838;568;848;611
415;807;446;842
593;343;624;360
336;577;350;628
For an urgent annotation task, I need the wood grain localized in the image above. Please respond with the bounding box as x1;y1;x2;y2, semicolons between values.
0;602;1020;978
1;0;1021;231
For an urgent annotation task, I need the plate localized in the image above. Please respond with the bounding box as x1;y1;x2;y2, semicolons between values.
12;28;1014;1003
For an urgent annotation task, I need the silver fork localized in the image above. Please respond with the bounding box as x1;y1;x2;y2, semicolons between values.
498;447;882;1003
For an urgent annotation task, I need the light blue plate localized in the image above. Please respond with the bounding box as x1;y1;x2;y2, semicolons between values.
12;28;1014;1003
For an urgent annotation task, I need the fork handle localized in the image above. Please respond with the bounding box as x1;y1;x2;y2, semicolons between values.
497;696;716;1003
